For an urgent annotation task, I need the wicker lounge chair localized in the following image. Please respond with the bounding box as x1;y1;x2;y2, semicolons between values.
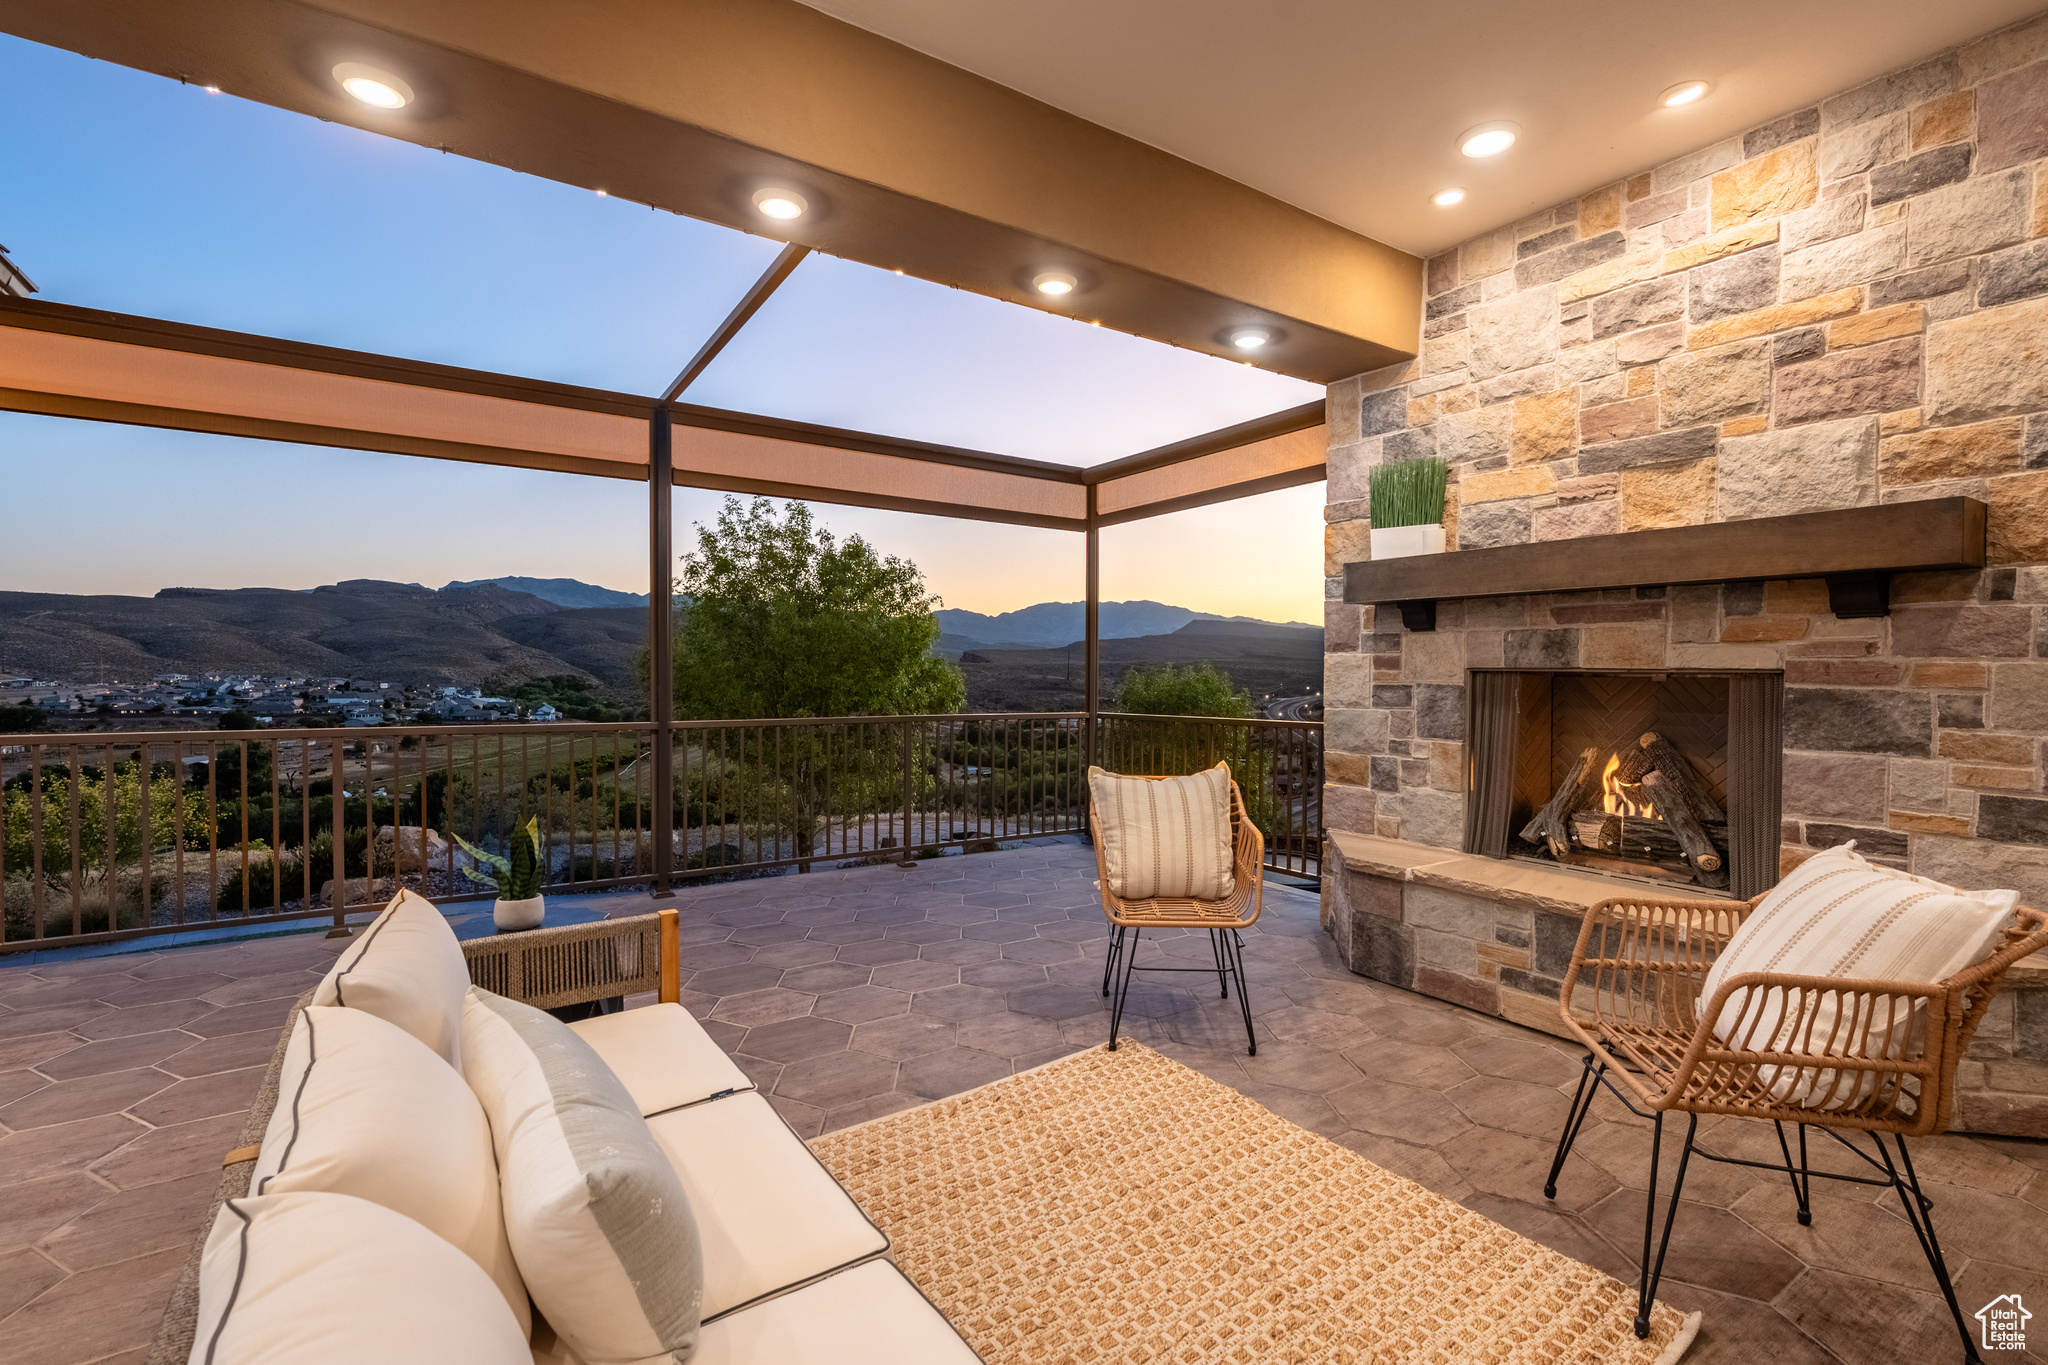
1090;773;1265;1055
1542;890;2048;1361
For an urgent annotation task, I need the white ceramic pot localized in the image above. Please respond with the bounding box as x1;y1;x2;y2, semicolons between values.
1369;524;1446;559
494;895;545;932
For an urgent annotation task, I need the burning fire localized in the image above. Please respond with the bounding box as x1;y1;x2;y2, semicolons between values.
1600;753;1657;819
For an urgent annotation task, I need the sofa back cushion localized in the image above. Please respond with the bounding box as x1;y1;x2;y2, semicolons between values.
1701;841;2019;1107
311;888;469;1068
251;1005;528;1333
462;987;704;1365
191;1191;529;1365
1087;763;1235;901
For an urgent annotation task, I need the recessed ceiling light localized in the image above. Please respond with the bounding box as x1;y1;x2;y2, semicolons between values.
1032;270;1078;297
1433;187;1466;207
751;187;808;220
1459;122;1520;158
1229;327;1274;351
332;63;413;110
203;85;222;95
1661;80;1711;107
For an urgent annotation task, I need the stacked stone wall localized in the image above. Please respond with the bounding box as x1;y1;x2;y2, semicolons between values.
1324;13;2048;919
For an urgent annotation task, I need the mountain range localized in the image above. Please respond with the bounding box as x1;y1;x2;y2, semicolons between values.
442;577;648;609
0;580;1312;703
934;600;1309;654
0;580;648;693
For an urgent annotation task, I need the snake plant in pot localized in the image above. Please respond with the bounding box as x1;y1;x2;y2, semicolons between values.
1368;456;1449;559
455;816;546;931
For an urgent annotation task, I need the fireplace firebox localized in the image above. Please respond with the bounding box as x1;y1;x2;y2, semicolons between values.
1463;670;1783;899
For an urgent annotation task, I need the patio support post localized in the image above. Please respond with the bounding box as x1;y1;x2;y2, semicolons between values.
1084;485;1100;773
648;407;675;898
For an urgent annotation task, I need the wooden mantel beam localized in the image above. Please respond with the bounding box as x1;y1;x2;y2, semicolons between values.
1345;500;1989;626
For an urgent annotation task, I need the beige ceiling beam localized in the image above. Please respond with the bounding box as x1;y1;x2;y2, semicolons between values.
0;298;1090;528
0;299;1325;531
1090;402;1328;526
0;299;652;481
0;0;1420;383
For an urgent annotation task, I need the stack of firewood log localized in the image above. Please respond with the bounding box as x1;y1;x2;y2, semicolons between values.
1518;731;1729;890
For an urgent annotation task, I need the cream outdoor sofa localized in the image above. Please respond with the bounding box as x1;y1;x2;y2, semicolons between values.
147;892;980;1365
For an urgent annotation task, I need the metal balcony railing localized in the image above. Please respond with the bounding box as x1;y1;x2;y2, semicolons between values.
0;712;1320;952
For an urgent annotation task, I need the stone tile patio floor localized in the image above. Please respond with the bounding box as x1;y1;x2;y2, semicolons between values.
2;839;2044;1365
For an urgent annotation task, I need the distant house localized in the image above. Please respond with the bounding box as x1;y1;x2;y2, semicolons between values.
529;703;560;722
0;244;36;299
249;695;300;716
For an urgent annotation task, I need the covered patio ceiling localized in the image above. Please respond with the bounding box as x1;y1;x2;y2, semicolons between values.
0;0;1421;385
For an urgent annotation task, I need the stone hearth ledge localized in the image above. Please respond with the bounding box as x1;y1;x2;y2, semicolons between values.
1325;829;1694;916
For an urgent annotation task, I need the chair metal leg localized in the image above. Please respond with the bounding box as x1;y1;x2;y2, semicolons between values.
1545;1052;1605;1199
1878;1133;1986;1365
1634;1111;1698;1340
1773;1121;1813;1226
1209;928;1230;999
1107;928;1140;1051
1224;928;1256;1056
1101;924;1124;998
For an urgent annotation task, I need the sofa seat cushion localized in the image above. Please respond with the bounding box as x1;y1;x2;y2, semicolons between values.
463;988;704;1365
312;888;470;1068
644;1092;888;1320
252;1005;529;1333
694;1261;981;1364
193;1191;530;1365
570;1003;754;1116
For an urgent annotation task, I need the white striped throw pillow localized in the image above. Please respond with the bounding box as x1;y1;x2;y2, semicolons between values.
1088;763;1235;901
1701;842;2019;1109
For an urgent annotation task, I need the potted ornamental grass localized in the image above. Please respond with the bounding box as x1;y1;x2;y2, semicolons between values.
1368;455;1449;559
456;815;546;931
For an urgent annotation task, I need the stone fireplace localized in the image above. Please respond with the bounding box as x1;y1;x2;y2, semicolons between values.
1314;13;2048;1134
1318;509;2039;1129
1469;667;1777;897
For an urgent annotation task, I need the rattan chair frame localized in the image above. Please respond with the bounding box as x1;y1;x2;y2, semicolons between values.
461;907;682;1010
1542;891;2048;1358
1089;774;1265;1055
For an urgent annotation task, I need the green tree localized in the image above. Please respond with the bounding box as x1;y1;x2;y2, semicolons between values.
490;674;629;723
642;497;965;865
1114;662;1253;718
5;760;208;877
1103;663;1277;846
664;496;964;720
0;704;47;733
219;709;260;730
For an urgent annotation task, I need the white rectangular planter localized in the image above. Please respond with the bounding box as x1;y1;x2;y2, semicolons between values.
1369;524;1446;559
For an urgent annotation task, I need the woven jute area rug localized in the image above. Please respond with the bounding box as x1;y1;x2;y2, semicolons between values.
811;1042;1698;1365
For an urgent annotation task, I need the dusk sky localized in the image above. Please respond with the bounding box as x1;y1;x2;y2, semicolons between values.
0;34;1326;622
